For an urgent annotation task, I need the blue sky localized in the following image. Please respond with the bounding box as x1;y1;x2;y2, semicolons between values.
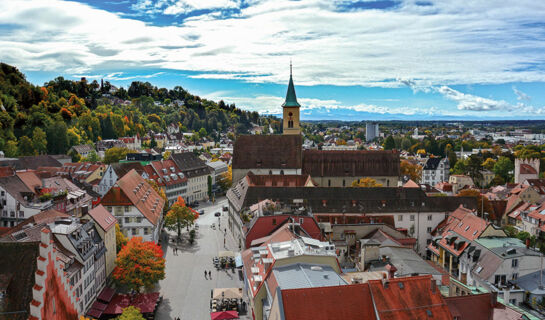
2;0;545;120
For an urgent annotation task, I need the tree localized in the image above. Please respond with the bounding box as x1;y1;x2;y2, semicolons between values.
383;135;395;150
46;121;69;154
150;135;157;148
116;306;145;320
352;177;383;187
207;175;212;198
482;158;496;171
104;147;131;164
4;140;18;158
503;225;518;237
457;189;493;219
162;151;171;160
447;149;457;167
452;159;467;175
400;160;422;183
113;237;165;293
164;197;199;239
198;127;207;138
217;166;232;190
18;136;34;156
82;150;99;162
147;179;168;211
466;155;483;186
32;127;47;154
493;156;514;182
115;224;127;252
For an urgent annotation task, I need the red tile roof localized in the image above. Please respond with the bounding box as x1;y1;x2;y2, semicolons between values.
281;283;377;320
520;164;537;175
368;275;452;320
15;170;42;192
87;205;116;232
245;215;322;248
100;170;164;226
149;160;187;186
445;293;498;320
0;167;14;177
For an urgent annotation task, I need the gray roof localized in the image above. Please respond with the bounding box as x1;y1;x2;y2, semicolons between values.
171;152;210;178
0;175;35;205
207;160;228;171
0;155;62;170
371;246;442;277
515;270;545;294
70;144;94;154
272;263;346;290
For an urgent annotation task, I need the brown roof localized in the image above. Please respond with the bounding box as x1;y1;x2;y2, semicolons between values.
87;205;116;232
302;150;400;177
111;162;145;178
520;164;537;175
445;293;498;320
0;167;14;177
0;175;35;204
2;209;68;238
101;169;163;226
0;242;40;320
232;135;302;169
15;170;42;192
0;155;62;170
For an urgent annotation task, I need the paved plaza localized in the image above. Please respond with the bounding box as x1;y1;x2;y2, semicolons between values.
154;198;249;320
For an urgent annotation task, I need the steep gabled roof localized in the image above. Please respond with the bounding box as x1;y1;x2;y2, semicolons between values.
87;205;116;232
423;157;443;170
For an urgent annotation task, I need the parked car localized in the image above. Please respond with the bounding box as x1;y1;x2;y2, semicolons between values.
222;206;228;212
214;212;221;217
199;209;205;215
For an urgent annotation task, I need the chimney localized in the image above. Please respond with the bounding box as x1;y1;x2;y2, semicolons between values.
490;291;498;307
503;288;510;305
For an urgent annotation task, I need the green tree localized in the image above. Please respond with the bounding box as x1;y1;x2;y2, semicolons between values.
466;155;483;186
32;127;47;154
104;147;131;164
4;140;18;157
46;121;68;154
116;306;145;320
115;224;127;252
18;136;35;156
207;175;212;197
199;127;208;138
82;150;99;162
383;135;395;150
493;156;514;182
164;202;198;239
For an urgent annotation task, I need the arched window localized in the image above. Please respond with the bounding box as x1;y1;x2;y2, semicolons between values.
342;180;346;187
280;170;284;175
387;180;390;187
269;170;272;175
288;120;294;128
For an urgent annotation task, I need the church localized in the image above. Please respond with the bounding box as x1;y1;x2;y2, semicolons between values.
232;67;400;187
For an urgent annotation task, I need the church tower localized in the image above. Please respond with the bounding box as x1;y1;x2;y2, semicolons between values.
282;63;301;135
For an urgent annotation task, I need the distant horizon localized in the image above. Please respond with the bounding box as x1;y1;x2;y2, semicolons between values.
4;0;545;121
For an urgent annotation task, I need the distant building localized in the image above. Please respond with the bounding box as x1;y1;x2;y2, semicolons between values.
422;157;449;186
144;159;188;205
448;175;474;194
365;122;379;142
68;144;95;159
170;152;211;203
206;160;228;190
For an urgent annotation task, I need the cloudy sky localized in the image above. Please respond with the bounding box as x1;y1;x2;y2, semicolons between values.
1;0;545;120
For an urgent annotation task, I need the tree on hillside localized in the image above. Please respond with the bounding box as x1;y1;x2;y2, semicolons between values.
115;224;127;252
113;237;165;293
164;197;199;239
46;121;69;154
4;140;17;158
116;306;145;320
383;135;395;150
82;150;100;162
482;158;496;171
352;177;383;187
18;136;34;156
32;127;47;154
400;160;422;183
457;189;493;219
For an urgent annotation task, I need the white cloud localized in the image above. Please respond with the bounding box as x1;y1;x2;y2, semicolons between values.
513;86;531;101
436;86;512;111
0;0;545;88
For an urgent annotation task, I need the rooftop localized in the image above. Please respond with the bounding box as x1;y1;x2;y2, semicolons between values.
273;263;347;290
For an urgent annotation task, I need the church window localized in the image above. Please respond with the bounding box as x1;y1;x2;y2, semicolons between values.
288;120;294;128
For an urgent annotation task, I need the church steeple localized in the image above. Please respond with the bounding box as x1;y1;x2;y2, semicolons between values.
282;62;301;135
282;61;301;108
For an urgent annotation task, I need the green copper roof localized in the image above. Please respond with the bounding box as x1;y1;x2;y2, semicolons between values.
282;73;301;108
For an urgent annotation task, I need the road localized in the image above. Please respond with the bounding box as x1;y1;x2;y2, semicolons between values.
155;197;248;320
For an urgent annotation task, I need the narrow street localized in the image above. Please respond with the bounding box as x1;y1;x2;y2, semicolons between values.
155;197;248;320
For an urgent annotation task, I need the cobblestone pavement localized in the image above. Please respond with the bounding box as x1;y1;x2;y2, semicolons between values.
155;198;250;320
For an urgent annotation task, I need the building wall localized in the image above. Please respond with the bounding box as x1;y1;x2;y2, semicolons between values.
84;215;117;276
106;205;158;242
312;175;398;188
228;201;244;249
0;186;42;227
282;106;300;135
163;181;188;205
186;175;209;203
422;159;450;186
85;166;105;184
232;168;301;184
97;165;119;196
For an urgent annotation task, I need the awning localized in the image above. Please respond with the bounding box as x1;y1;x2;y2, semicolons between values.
235;254;243;268
218;251;235;258
87;308;103;319
211;310;239;320
212;288;243;300
103;292;161;315
97;287;115;303
90;300;108;311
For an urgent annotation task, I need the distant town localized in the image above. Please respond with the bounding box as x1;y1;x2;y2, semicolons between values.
2;63;545;320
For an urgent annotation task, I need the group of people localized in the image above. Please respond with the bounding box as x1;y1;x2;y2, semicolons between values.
204;270;213;279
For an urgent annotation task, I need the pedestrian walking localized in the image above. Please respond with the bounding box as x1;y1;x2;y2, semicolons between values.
204;270;207;279
209;270;212;279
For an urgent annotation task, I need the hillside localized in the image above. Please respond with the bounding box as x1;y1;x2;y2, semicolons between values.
0;63;280;157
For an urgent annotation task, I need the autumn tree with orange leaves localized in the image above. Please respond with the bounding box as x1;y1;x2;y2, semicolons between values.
113;237;165;293
164;196;199;239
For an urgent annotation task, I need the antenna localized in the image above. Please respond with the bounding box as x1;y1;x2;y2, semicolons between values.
290;59;292;76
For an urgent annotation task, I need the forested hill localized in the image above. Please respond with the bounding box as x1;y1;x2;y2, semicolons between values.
0;63;280;157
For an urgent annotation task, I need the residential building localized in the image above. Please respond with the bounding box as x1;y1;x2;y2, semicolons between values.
244;214;322;249
84;204;117;276
118;135;141;150
125;152;162;162
422;157;450;186
100;169;164;242
145;159;188;205
170;152;210;203
0;175;52;227
365;122;379;142
445;292;533;320
449;175;475;194
68;144;95;159
206;160;228;189
515;158;540;184
458;237;542;306
96;139;126;152
97;162;145;196
514;269;545;310
42;176;92;217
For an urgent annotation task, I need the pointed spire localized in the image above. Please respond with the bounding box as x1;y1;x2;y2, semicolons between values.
282;61;301;108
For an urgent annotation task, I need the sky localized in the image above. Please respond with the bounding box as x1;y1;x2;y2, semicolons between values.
1;0;545;120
